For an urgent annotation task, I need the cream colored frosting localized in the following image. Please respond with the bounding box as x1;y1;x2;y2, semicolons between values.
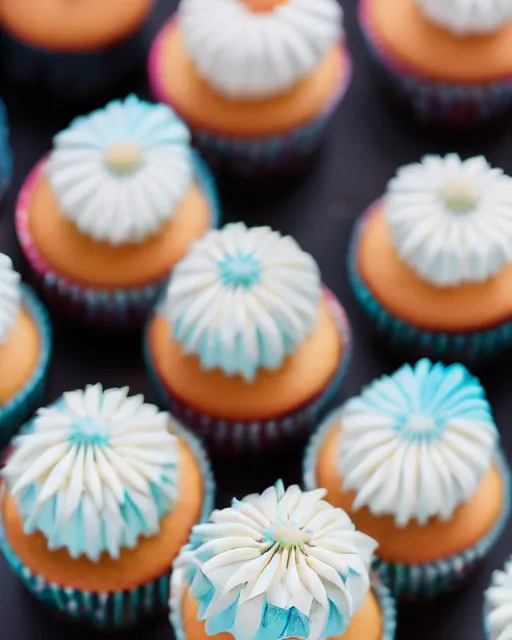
414;0;512;36
487;558;512;640
0;253;21;345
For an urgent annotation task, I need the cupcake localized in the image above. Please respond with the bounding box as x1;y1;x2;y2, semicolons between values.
0;253;51;445
360;0;512;126
0;100;12;201
0;384;215;629
349;153;512;363
148;0;351;177
485;557;512;640
170;481;396;640
304;359;511;599
15;95;220;331
0;0;154;101
145;222;351;453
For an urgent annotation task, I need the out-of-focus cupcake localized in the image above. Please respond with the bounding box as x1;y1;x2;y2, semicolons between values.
0;384;214;629
349;154;512;362
304;359;510;599
148;0;351;177
0;100;12;201
0;253;51;445
0;0;154;101
170;481;396;640
485;557;512;640
15;95;220;331
360;0;512;126
145;222;351;453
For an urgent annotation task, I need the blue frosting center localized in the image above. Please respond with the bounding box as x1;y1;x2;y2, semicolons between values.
68;417;110;448
218;253;261;289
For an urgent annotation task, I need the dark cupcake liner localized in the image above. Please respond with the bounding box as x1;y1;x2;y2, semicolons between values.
348;202;512;363
304;408;511;600
148;18;352;178
144;289;352;454
15;152;221;331
359;0;512;126
0;285;52;447
0;419;215;629
0;100;12;201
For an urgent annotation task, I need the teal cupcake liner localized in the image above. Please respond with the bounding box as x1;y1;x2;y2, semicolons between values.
303;408;511;600
0;285;52;447
169;563;396;640
0;418;215;629
348;203;512;363
0;100;12;201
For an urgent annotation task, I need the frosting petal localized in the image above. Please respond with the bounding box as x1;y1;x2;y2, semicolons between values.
164;222;322;381
175;481;377;640
338;359;498;527
385;154;512;287
0;253;21;344
46;95;193;246
179;0;342;100
414;0;512;35
487;558;512;640
3;385;180;561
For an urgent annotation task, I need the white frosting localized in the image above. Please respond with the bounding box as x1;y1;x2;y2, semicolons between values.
414;0;512;36
4;385;179;561
177;481;377;640
0;253;21;344
338;359;498;528
165;222;322;381
179;0;342;100
487;559;512;640
385;154;512;287
46;95;193;247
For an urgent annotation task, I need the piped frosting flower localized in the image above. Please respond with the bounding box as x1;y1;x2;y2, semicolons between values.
175;481;377;640
3;385;179;561
338;359;498;527
180;0;342;100
486;558;512;640
46;95;193;246
414;0;512;36
0;253;21;344
385;154;512;287
164;223;322;381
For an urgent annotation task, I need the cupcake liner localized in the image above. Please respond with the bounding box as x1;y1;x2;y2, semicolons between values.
1;21;151;102
0;285;52;447
148;18;352;178
144;289;352;454
0;100;12;201
0;418;215;629
304;409;511;600
170;563;396;640
359;0;512;126
348;202;512;363
15;152;221;331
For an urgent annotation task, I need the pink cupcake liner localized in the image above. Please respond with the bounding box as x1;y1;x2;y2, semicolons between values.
148;17;352;177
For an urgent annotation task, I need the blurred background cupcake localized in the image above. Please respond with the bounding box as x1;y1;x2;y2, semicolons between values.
349;154;512;363
170;481;396;640
485;557;512;640
0;384;214;628
0;0;154;102
0;253;51;445
145;222;351;453
148;0;350;177
0;100;12;201
360;0;512;127
15;95;220;331
304;359;511;599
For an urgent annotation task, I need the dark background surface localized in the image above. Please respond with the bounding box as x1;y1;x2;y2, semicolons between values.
1;0;511;638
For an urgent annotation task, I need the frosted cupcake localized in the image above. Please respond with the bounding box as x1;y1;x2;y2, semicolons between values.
16;95;220;330
0;101;12;201
485;558;512;640
0;253;51;445
304;359;511;599
170;481;396;640
145;222;351;453
0;0;154;101
0;384;214;629
349;154;512;362
360;0;512;125
148;0;350;177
